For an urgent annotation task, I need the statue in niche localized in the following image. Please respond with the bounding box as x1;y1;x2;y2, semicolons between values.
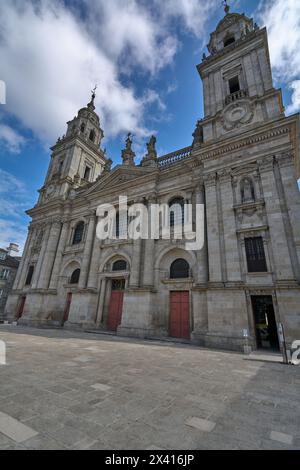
241;177;255;203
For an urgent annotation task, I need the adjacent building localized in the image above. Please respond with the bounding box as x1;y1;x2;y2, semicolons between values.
0;248;20;322
5;7;300;351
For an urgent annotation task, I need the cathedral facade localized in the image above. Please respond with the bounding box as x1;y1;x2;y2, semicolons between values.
5;9;300;352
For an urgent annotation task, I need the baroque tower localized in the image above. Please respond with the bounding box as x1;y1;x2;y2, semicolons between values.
39;90;106;204
197;7;284;142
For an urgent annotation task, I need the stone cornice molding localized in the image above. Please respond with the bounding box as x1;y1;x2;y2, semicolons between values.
197;127;289;164
203;172;217;186
275;152;294;168
257;155;274;173
217;168;232;182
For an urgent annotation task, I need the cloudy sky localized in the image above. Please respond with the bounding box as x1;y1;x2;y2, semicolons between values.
0;0;300;251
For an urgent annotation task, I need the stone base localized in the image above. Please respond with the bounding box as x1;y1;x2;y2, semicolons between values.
191;331;254;352
117;326;159;339
18;318;62;329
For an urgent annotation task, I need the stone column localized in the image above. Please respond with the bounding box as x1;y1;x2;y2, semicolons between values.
14;224;34;290
258;156;295;281
204;173;223;283
78;212;96;289
87;215;101;289
96;277;107;326
218;169;241;282
31;223;51;289
195;184;208;284
142;195;156;287
49;219;70;289
130;238;142;288
37;219;62;289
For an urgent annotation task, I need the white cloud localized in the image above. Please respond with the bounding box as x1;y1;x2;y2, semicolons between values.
0;169;27;195
257;0;300;113
286;80;300;115
0;124;26;153
154;0;219;39
0;169;30;252
0;0;217;148
0;219;27;253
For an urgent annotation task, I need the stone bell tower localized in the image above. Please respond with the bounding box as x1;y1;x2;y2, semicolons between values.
38;88;107;204
197;3;285;142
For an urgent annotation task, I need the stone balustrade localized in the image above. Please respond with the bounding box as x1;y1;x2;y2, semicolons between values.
225;89;248;105
158;146;192;167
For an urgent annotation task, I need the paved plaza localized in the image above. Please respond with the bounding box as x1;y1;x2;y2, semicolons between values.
0;326;299;450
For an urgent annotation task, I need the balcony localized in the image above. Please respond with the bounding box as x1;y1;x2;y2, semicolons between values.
225;89;248;106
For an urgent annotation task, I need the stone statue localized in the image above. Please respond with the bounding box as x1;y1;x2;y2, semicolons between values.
104;158;112;173
126;133;133;151
141;135;158;167
122;133;135;166
192;121;204;147
242;178;254;202
147;135;157;155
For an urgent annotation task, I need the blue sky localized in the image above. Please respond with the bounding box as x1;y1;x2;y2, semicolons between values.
0;0;300;251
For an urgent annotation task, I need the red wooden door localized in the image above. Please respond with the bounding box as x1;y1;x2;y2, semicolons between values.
17;296;26;319
169;291;190;339
63;293;72;324
107;291;124;331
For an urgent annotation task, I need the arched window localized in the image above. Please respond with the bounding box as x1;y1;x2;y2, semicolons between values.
112;260;127;271
80;123;85;133
72;221;84;245
169;197;184;228
224;36;235;47
70;269;80;284
170;259;190;279
241;177;255;203
89;129;95;142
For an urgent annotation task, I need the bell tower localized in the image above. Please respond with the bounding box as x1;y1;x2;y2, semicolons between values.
39;88;107;204
197;4;285;142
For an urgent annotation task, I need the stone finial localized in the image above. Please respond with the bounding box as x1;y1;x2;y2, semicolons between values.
122;133;135;166
87;85;97;111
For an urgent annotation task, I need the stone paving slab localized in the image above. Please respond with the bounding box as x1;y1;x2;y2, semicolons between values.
0;326;299;450
0;411;39;443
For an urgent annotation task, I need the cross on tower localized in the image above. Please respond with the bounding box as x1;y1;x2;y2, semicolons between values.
223;0;230;14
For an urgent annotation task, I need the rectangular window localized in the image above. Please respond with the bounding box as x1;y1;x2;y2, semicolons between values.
0;269;10;280
229;76;240;94
84;166;91;181
25;266;34;286
245;237;268;273
58;161;64;175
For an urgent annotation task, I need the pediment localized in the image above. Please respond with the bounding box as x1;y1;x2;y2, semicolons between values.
83;165;157;195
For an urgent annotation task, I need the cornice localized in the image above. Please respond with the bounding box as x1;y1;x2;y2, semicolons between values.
196;126;290;163
198;28;266;76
